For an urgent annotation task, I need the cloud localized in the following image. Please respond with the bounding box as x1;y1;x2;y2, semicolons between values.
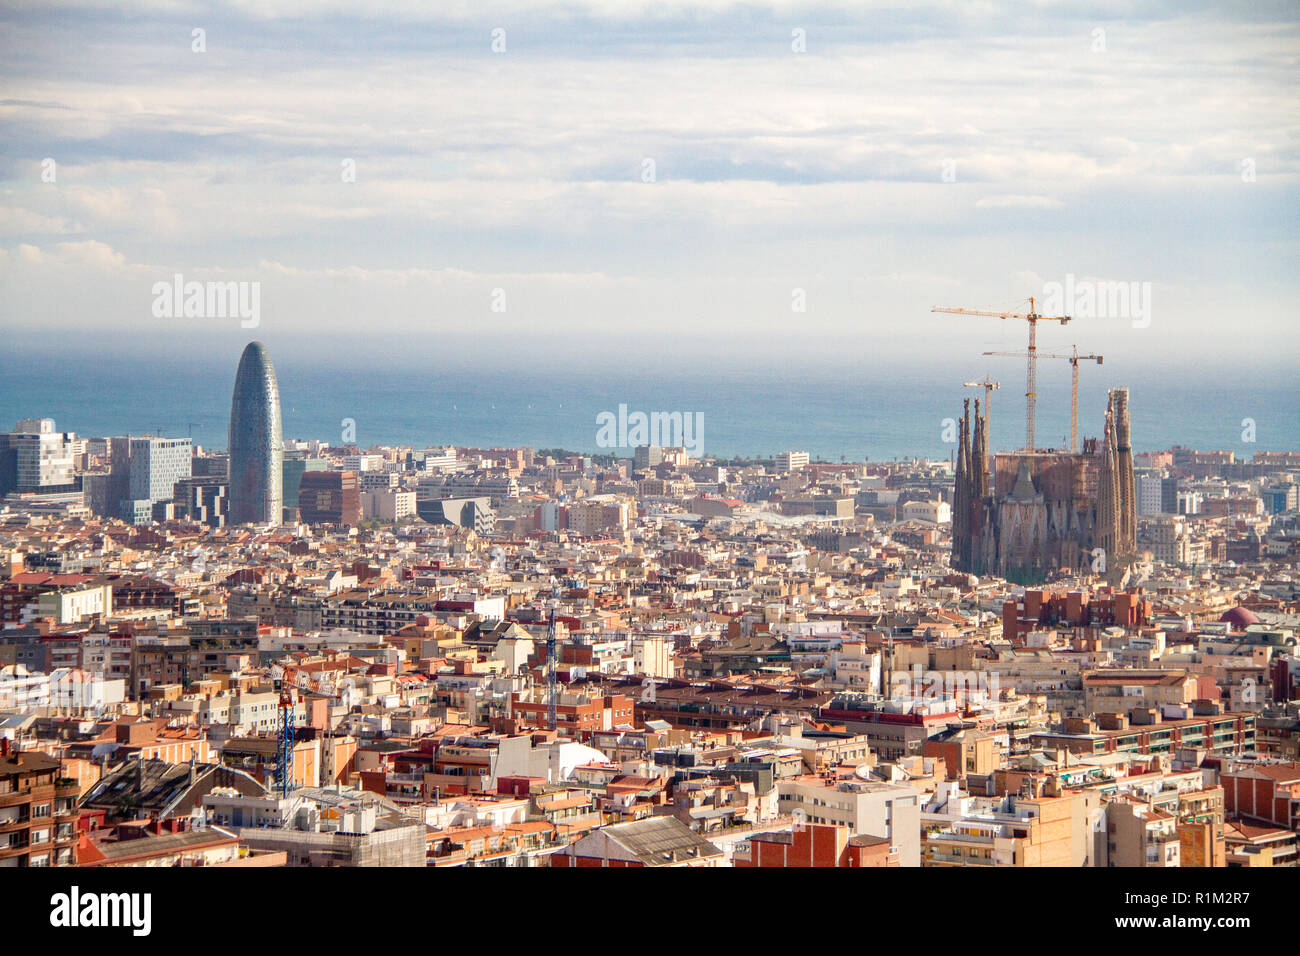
975;194;1066;209
0;1;1295;367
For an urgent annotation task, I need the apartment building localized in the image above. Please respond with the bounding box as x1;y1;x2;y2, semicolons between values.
734;821;898;867
363;488;417;521
0;745;80;867
776;451;810;473
923;791;1085;867
204;785;426;866
509;690;635;735
1030;709;1256;758
1082;669;1203;714
1106;797;1182;867
1220;761;1300;832
776;775;921;866
551;815;723;867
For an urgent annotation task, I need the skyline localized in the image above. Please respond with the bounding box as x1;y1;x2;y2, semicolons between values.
2;339;1298;462
3;0;1299;904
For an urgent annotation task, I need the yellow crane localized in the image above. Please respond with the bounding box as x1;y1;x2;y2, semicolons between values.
961;375;1000;434
932;297;1071;452
962;376;999;481
983;345;1103;453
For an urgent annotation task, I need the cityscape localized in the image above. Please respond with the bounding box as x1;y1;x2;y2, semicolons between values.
3;332;1298;877
1;0;1296;935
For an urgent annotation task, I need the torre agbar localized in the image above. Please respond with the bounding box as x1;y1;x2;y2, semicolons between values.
952;388;1137;585
227;341;284;525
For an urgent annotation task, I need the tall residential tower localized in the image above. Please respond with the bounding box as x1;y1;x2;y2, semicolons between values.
228;341;283;525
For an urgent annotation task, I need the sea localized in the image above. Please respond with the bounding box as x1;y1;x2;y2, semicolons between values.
1;340;1295;463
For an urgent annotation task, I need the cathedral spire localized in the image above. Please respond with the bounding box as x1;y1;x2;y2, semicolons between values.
972;398;989;502
953;399;971;571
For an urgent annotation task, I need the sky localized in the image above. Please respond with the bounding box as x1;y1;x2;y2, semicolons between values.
0;0;1297;375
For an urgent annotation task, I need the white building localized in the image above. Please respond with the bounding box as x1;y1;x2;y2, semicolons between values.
776;451;810;473
901;499;952;523
775;776;921;866
343;454;385;473
3;418;77;490
359;470;399;493
633;635;674;679
419;447;459;473
363;488;417;521
0;665;125;713
1136;473;1166;516
19;583;112;627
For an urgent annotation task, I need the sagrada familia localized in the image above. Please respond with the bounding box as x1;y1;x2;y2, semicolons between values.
951;388;1137;585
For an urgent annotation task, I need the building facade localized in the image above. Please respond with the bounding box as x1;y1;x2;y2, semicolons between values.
228;341;284;525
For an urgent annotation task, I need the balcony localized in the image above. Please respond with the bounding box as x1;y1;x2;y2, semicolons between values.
0;815;31;833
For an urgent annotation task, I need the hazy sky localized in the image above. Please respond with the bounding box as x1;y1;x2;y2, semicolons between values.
1;0;1297;372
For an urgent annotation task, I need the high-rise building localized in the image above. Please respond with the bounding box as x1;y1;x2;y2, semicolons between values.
104;435;193;523
1136;472;1166;515
228;342;283;525
282;456;329;518
633;445;664;470
0;418;78;496
172;475;228;527
298;470;361;525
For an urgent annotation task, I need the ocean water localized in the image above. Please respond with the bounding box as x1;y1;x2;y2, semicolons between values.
1;342;1295;462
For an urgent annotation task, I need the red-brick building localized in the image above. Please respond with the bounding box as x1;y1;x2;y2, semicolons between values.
734;822;899;867
0;744;80;866
1221;762;1300;831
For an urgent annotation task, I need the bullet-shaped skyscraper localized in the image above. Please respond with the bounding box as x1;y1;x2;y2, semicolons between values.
228;341;283;525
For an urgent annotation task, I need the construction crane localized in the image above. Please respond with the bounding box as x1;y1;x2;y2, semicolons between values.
983;346;1102;453
545;608;558;731
933;298;1071;452
152;422;203;438
961;375;1000;435
274;676;295;799
962;376;999;480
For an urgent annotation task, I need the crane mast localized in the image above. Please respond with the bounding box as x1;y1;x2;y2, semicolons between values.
274;676;295;799
933;297;1071;452
983;345;1102;453
962;376;999;480
545;609;558;731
